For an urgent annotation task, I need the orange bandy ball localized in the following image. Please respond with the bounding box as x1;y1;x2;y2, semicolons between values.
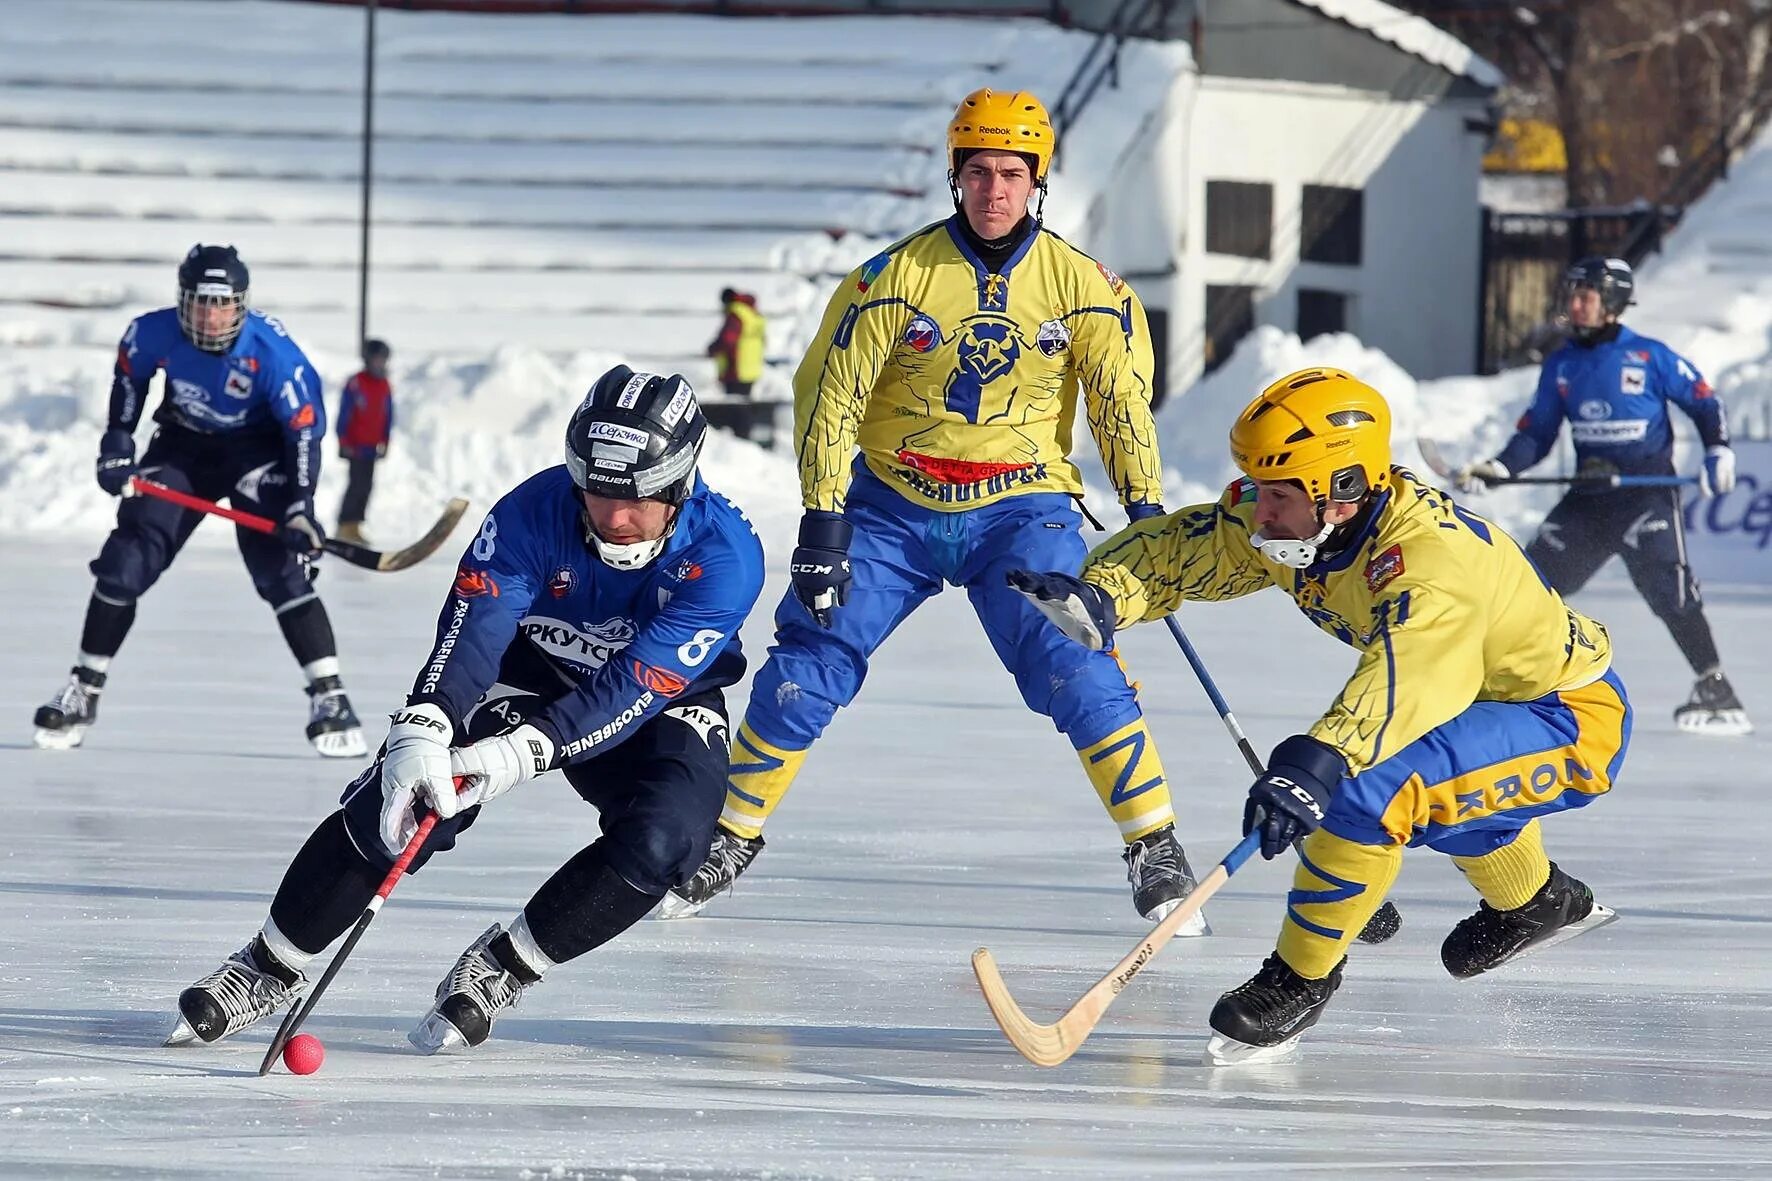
282;1033;325;1075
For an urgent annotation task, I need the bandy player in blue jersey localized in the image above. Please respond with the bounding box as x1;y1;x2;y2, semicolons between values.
165;367;766;1053
1457;257;1750;736
33;244;367;757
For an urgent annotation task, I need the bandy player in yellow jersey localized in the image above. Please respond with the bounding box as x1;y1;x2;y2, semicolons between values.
658;89;1208;926
1009;368;1627;1063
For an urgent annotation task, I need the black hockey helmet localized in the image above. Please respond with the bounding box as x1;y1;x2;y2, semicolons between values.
1560;256;1634;318
362;337;391;363
176;244;250;352
564;365;707;507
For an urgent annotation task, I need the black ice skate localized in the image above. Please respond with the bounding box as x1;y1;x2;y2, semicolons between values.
409;925;536;1054
32;666;104;750
1123;824;1209;935
306;675;369;758
1674;671;1753;737
1206;952;1345;1066
656;828;767;919
1441;862;1616;980
166;936;305;1046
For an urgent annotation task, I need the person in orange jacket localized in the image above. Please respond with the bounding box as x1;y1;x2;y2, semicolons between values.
336;338;393;543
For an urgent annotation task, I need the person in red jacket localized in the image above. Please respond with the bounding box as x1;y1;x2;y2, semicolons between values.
336;338;393;543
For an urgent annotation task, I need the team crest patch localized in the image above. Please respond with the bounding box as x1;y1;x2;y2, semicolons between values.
289;404;317;430
455;567;500;598
856;252;891;293
902;313;940;353
633;659;688;698
1096;261;1125;294
669;557;704;582
548;566;576;598
1364;544;1404;593
1226;477;1257;507
1036;318;1072;357
1620;366;1646;394
224;369;253;399
1626;349;1651;363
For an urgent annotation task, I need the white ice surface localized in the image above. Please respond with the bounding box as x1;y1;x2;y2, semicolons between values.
2;528;1770;1178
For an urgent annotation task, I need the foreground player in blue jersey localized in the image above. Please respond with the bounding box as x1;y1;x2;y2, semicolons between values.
166;366;766;1053
33;244;366;757
1457;257;1749;735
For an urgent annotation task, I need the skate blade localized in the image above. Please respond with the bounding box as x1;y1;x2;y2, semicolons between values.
652;892;709;920
311;728;369;759
164;1015;199;1047
1142;899;1211;937
32;726;85;750
1205;1030;1303;1067
1676;709;1753;737
408;1010;469;1055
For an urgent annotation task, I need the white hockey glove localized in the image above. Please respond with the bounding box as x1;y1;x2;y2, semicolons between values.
379;702;454;856
1701;445;1737;497
449;724;556;809
1005;569;1117;651
1454;458;1508;493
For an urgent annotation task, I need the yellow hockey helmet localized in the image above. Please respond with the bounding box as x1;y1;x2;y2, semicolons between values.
947;88;1055;182
1229;368;1393;503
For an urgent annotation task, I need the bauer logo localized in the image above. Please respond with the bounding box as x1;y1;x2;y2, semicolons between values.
585;422;650;449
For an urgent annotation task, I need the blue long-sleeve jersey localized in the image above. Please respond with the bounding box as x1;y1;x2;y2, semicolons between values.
111;307;326;498
1496;325;1728;478
410;467;766;766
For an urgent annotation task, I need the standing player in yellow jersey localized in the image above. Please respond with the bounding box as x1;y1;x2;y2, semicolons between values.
1009;368;1628;1063
660;89;1206;926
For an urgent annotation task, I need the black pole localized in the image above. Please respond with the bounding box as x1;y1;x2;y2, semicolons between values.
357;0;377;356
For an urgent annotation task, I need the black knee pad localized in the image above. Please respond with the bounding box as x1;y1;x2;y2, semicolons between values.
603;810;719;896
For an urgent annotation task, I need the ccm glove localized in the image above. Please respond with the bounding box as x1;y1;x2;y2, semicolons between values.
1005;569;1117;651
379;702;454;855
790;510;852;628
1454;459;1508;494
449;724;556;809
1701;445;1736;497
279;497;326;555
96;429;136;496
1243;734;1346;860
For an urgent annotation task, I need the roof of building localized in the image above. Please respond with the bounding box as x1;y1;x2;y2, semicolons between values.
1291;0;1504;89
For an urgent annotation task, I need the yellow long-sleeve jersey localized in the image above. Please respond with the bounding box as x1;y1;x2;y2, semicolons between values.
1082;469;1613;772
792;217;1164;513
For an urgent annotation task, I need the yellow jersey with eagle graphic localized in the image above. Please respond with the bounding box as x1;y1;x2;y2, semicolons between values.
1079;468;1614;772
792;217;1164;513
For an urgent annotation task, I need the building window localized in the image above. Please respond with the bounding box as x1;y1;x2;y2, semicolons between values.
1301;185;1362;265
1297;289;1350;341
1206;181;1273;259
1204;284;1257;373
1146;306;1171;411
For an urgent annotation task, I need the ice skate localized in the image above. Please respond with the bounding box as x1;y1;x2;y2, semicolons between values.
166;937;305;1046
1674;671;1752;737
1442;862;1616;979
1206;952;1344;1066
409;925;535;1054
656;829;766;919
32;666;104;750
1124;824;1209;935
306;675;369;758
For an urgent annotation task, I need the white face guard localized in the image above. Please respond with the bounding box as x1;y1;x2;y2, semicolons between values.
1249;518;1336;569
589;532;669;571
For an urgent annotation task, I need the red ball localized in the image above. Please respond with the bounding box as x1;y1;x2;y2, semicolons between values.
282;1033;325;1075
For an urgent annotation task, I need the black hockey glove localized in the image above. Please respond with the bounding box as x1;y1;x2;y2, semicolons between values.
790;510;852;628
1244;734;1346;860
96;429;136;497
278;497;326;555
1005;569;1117;651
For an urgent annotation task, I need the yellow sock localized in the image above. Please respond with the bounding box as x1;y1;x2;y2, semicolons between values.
1452;820;1550;911
719;722;810;840
1277;830;1403;980
1077;717;1176;842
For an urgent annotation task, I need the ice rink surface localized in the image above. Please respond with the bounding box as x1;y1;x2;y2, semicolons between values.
3;535;1769;1179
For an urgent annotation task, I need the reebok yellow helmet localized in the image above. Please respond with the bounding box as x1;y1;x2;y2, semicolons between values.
947;88;1055;182
1229;368;1393;503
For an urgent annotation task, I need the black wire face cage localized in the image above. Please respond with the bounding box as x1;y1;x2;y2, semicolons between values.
178;285;248;352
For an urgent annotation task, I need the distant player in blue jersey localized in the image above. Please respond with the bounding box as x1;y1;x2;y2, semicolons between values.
167;366;766;1054
1458;257;1749;735
32;244;367;757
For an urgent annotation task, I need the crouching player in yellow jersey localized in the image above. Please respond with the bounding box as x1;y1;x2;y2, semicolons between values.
659;88;1208;927
1008;368;1627;1064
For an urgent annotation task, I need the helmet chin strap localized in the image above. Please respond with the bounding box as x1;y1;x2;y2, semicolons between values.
583;506;677;571
1249;515;1337;569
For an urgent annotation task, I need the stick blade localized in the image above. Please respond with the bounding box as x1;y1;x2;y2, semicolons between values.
1416;437;1455;479
971;947;1078;1067
322;498;471;573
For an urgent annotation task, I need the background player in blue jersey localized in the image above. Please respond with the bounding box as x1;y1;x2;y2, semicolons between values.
32;244;367;757
166;366;766;1054
1458;257;1749;736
